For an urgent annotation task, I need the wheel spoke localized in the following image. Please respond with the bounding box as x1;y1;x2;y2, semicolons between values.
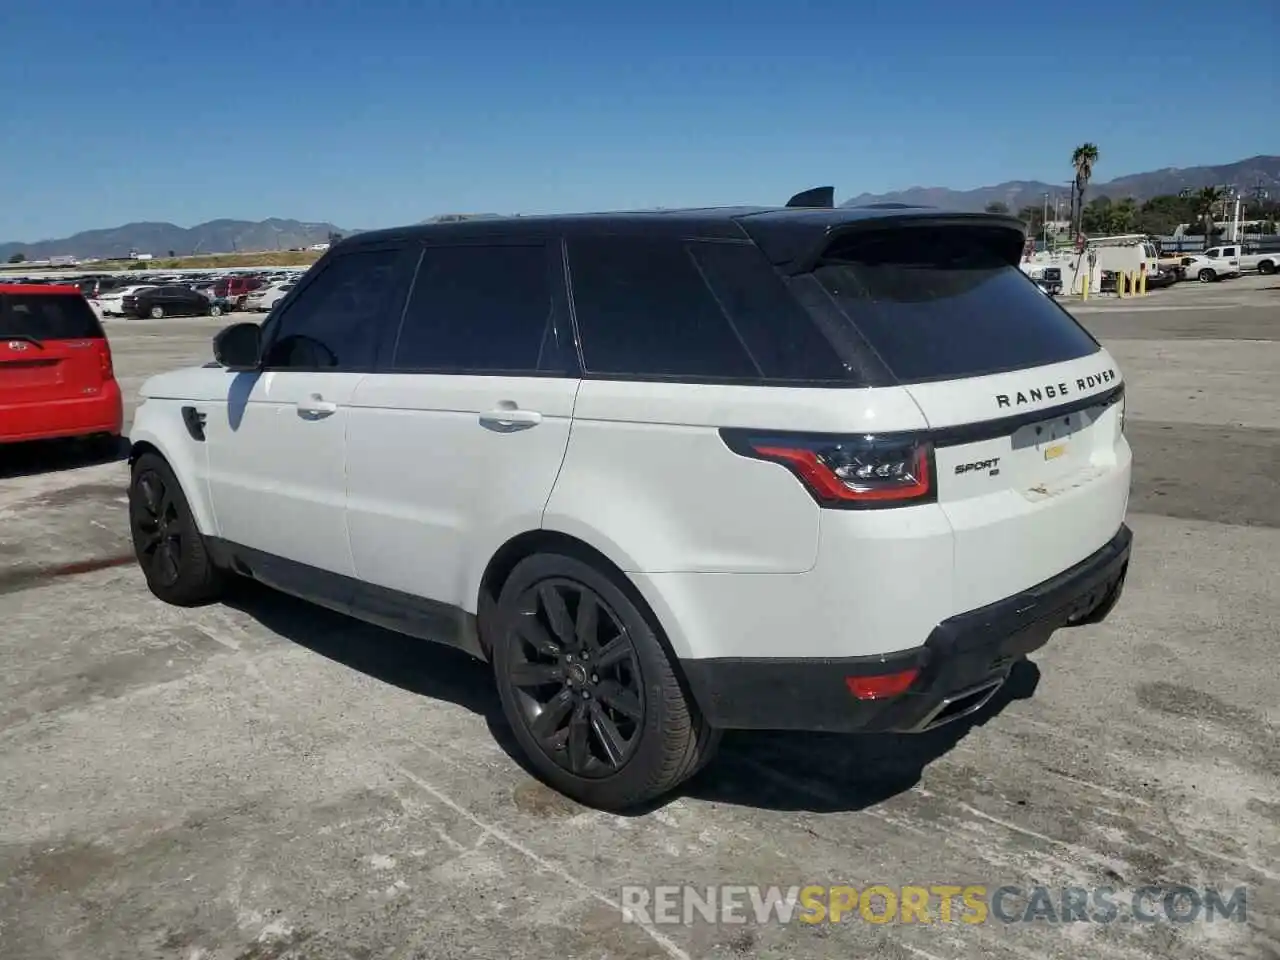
588;701;628;767
515;615;563;657
154;541;180;584
567;702;592;773
538;584;575;644
138;474;163;515
530;687;574;741
509;660;563;689
596;680;642;720
593;634;631;671
574;591;599;649
138;529;162;552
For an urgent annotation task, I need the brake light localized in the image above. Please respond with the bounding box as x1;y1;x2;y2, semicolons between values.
97;342;114;379
720;429;935;507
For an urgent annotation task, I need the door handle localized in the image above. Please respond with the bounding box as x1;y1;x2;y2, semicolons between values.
297;393;338;417
479;406;542;428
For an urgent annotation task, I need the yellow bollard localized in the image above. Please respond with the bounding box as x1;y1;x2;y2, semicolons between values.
1139;269;1147;295
1081;271;1089;300
1117;271;1126;298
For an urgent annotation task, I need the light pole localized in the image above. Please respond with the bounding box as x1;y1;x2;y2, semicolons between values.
1217;184;1240;242
1249;183;1269;241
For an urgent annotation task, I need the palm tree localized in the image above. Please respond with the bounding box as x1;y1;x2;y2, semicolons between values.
1070;143;1099;237
1192;186;1224;242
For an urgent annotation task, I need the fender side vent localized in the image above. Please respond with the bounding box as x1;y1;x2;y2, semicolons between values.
181;406;207;441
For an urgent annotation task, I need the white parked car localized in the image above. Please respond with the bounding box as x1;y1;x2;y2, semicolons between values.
96;285;156;315
1182;251;1242;282
126;202;1133;810
242;281;294;312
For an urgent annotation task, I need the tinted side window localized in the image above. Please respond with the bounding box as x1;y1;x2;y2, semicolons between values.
1;294;104;339
262;248;404;369
391;244;554;373
813;227;1099;383
688;241;851;382
567;237;759;379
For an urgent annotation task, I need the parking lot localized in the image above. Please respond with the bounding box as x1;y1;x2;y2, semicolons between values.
1;277;1277;959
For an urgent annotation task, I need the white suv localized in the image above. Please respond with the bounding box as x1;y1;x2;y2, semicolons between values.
127;199;1133;810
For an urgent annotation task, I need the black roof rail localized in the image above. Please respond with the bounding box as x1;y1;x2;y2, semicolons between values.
785;186;835;209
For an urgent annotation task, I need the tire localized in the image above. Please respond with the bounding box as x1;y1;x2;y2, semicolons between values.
491;552;720;810
128;452;226;606
209;304;223;317
149;305;165;319
1197;269;1215;283
1259;260;1276;276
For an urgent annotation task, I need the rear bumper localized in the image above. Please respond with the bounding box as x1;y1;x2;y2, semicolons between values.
0;382;123;443
681;523;1132;733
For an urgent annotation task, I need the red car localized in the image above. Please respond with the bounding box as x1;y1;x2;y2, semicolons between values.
212;275;264;309
0;284;123;446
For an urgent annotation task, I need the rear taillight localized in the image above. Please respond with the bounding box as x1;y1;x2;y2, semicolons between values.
720;429;935;508
97;342;114;379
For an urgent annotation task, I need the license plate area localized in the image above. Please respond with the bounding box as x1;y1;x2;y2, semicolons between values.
0;358;62;389
1009;408;1097;489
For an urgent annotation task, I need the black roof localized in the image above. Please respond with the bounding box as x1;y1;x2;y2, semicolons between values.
341;204;1027;274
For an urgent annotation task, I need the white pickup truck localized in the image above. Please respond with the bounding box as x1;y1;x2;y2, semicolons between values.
1204;244;1279;276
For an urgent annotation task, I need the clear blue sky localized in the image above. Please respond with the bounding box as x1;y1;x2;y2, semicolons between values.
2;0;1275;241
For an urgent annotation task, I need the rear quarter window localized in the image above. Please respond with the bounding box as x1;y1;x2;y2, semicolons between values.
1;293;105;340
566;236;852;382
811;227;1100;383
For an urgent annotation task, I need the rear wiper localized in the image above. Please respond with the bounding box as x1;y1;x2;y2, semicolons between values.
1;334;45;348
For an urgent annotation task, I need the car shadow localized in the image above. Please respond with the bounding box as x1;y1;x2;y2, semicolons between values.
221;579;1040;814
674;659;1040;813
220;579;522;751
0;434;128;480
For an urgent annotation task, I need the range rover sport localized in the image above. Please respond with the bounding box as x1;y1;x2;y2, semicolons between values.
127;193;1132;810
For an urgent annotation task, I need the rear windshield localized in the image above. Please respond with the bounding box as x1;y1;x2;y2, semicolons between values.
811;227;1100;383
1;293;105;340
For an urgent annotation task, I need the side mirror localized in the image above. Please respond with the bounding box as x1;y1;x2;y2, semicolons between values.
212;321;262;371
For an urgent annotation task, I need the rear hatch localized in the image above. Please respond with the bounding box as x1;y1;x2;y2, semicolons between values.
0;289;113;405
797;222;1130;610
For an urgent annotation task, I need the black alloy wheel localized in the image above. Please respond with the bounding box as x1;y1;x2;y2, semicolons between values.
132;467;183;587
128;452;225;606
506;578;645;777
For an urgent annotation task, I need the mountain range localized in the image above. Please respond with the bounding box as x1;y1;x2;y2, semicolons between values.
5;155;1277;260
1;219;351;262
841;155;1280;213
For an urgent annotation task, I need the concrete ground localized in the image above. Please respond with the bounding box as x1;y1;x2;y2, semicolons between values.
1;277;1277;960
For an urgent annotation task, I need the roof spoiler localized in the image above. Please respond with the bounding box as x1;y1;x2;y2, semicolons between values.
785;186;835;209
